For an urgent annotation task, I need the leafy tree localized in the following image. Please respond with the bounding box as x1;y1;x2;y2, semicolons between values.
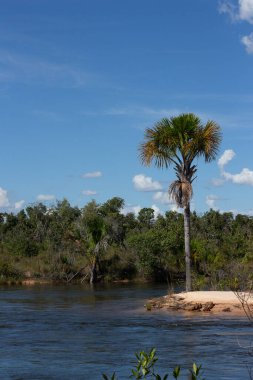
99;197;124;217
0;211;39;257
140;113;221;291
137;208;155;230
99;197;126;246
47;199;80;251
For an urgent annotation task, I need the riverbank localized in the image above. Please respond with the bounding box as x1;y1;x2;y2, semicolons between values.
148;291;253;316
0;277;145;286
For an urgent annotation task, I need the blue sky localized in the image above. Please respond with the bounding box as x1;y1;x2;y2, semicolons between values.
1;0;253;216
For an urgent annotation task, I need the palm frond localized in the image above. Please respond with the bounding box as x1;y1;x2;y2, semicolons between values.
139;120;179;168
201;121;222;162
188;121;222;162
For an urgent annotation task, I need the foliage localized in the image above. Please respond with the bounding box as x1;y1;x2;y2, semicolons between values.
1;196;253;286
102;348;204;380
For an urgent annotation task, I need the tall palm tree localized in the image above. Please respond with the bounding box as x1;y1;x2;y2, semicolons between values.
140;113;221;291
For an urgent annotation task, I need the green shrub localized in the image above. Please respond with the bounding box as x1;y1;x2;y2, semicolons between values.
102;348;204;380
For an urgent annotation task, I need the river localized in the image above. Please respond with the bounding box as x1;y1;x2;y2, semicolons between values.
0;283;252;379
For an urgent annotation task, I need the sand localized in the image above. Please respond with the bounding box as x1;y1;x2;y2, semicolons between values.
148;291;253;317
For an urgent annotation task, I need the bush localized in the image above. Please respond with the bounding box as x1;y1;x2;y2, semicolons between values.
102;348;204;380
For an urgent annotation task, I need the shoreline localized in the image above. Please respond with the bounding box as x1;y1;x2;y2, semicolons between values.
0;277;145;286
147;291;253;317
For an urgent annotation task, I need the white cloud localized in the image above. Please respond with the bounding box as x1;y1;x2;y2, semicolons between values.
153;191;173;205
133;174;163;192
37;194;55;201
82;190;97;196
0;50;90;88
122;204;142;216
219;1;253;53
211;178;226;186
218;149;235;169
218;1;238;21
223;167;253;185
0;187;10;207
219;0;253;23
151;204;161;218
14;200;25;210
217;149;253;186
206;195;219;210
241;32;253;53
82;171;102;178
170;204;180;212
239;0;253;23
122;204;161;218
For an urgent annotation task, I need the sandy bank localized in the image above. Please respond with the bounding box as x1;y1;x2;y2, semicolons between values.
148;291;253;317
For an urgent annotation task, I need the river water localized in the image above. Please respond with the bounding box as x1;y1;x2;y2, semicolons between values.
0;283;252;379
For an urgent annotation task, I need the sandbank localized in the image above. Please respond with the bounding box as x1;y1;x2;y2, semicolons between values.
148;291;253;317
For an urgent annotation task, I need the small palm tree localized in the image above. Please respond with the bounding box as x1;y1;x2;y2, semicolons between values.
86;215;108;284
140;113;221;291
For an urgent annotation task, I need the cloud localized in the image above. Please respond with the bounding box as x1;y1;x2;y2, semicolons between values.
223;167;253;185
218;149;235;169
103;106;180;118
82;190;97;196
80;106;182;119
0;187;25;211
0;50;90;88
0;187;10;207
241;32;253;53
219;0;253;23
82;171;102;178
218;1;238;21
170;204;180;212
217;149;253;186
239;0;253;23
14;200;25;210
219;1;253;53
206;195;219;210
151;204;161;218
37;194;55;201
153;191;173;205
133;174;163;192
211;178;226;186
122;204;142;216
122;204;161;218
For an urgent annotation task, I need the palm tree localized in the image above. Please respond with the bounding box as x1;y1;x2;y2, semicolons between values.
86;214;108;284
140;113;221;291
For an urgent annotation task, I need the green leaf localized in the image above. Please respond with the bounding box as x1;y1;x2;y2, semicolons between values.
173;365;181;379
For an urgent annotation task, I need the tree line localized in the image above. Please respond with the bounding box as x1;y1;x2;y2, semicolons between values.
0;197;252;287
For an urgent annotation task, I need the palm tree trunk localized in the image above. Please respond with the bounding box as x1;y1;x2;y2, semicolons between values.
184;203;191;292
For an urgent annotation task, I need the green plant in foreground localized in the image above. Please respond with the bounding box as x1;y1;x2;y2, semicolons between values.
102;348;205;379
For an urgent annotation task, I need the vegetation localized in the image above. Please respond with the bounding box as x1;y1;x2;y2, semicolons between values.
102;348;204;379
0;196;253;287
140;113;221;291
